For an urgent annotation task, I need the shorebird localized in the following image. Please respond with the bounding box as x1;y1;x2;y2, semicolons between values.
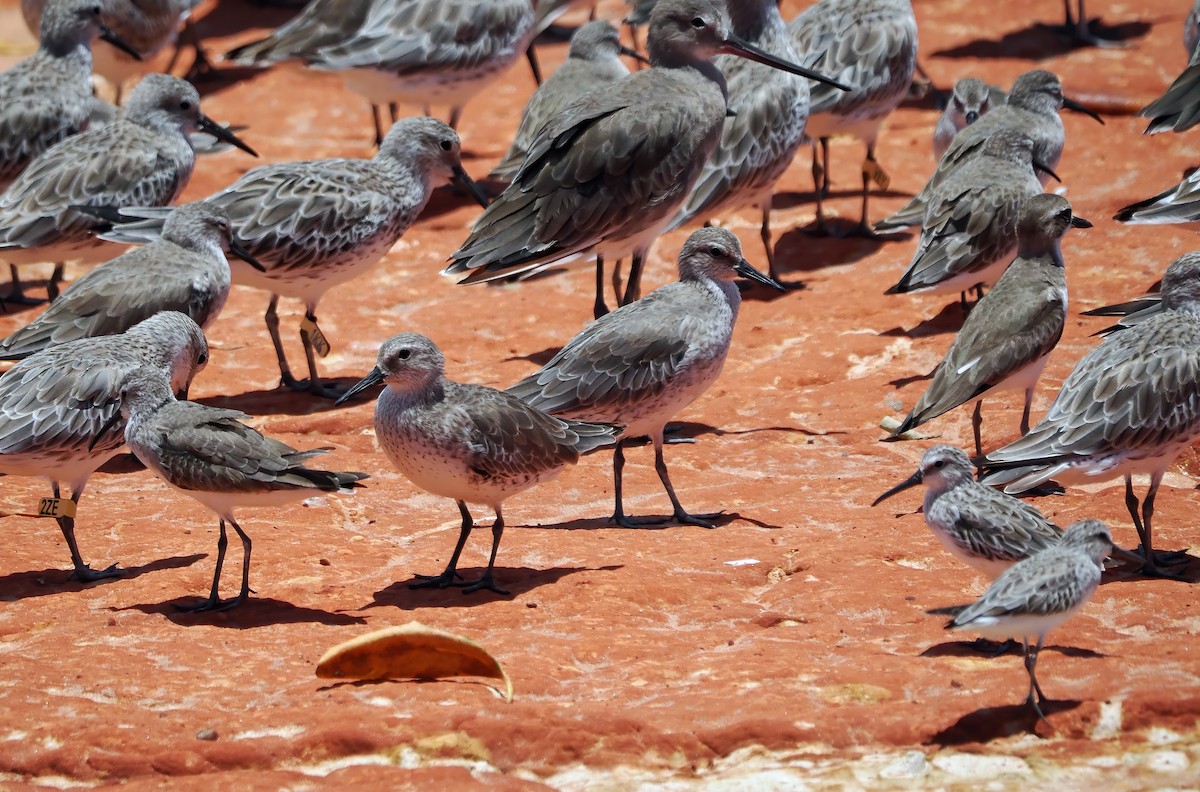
665;0;809;284
0;0;140;189
887;195;1089;453
929;519;1113;725
304;0;538;134
22;0;200;100
0;311;208;581
338;333;619;595
982;252;1200;577
223;0;394;145
491;20;636;184
446;0;847;315
873;446;1063;579
113;366;368;610
787;0;918;236
506;228;782;527
0;72;256;305
885;129;1051;302
1139;26;1200;135
932;78;1005;160
0;203;262;360
92;117;486;399
876;70;1101;236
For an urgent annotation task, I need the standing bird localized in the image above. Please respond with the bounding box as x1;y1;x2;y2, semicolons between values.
981;252;1200;578
665;0;809;285
490;20;635;184
92;117;486;398
0;0;140;189
113;367;368;611
788;0;918;236
0;312;208;581
887;195;1090;453
872;446;1063;579
0;203;263;359
22;0;200;100
445;0;847;316
223;0;389;145
932;78;1006;160
876;70;1101;235
304;0;538;134
0;73;256;305
337;334;619;596
929;519;1113;725
506;228;783;527
885;130;1052;302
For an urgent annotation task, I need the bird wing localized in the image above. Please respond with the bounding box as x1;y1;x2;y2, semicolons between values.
952;555;1093;624
932;490;1061;566
0;93;87;186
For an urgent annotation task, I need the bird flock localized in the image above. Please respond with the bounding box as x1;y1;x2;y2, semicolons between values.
0;0;1197;733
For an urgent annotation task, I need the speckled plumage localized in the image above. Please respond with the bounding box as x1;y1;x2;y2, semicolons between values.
890;195;1085;451
931;519;1111;722
507;228;781;527
877;70;1077;235
0;311;208;580
118;367;367;610
0;202;242;359
982;252;1200;575
224;0;374;66
886;129;1045;297
97;117;476;398
667;0;808;279
873;446;1062;579
491;20;631;182
339;333;618;595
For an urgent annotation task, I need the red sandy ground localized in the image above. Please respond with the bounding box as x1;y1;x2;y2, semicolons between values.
1;0;1200;787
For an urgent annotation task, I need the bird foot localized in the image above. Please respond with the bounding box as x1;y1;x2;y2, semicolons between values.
1129;550;1192;581
69;562;121;582
968;637;1019;657
182;52;218;83
280;376;345;400
1039;21;1128;48
176;594;247;612
1026;691;1054;730
672;510;723;529
2;290;46;307
461;573;510;596
803;217;877;239
409;570;466;589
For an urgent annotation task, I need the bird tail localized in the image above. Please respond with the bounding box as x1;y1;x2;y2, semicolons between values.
73;205;171;243
1113;184;1184;224
1141;62;1200;135
567;420;623;454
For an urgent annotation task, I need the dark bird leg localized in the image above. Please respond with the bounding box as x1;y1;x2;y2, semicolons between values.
54;482;118;582
298;307;344;399
1024;636;1051;727
1125;473;1188;578
760;200;802;289
448;107;462;131
179;518;229;611
652;435;722;528
526;46;544;87
389;103;399;124
5;264;45;306
372;105;386;148
852;143;888;238
1021;388;1034;435
179;20;217;82
1045;0;1125;47
622;250;645;306
47;263;64;301
462;507;511;595
412;500;473;589
265;295;303;391
218;517;254;610
594;254;609;319
971;400;984;458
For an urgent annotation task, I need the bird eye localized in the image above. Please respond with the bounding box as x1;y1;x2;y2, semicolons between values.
180;100;192;110
90;5;101;14
439;139;453;151
933;459;945;469
691;16;705;28
397;348;411;360
197;352;208;365
708;246;723;257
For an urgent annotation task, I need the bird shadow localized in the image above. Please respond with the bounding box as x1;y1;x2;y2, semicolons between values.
0;554;205;601
928;699;1082;744
418;183;493;221
362;564;613;609
880;301;968;338
97;452;147;474
654;420;842;442
771;224;887;277
930;17;1155;60
1099;551;1200;584
920;641;1106;660
196;380;373;415
888;369;935;389
504;346;561;367
117;595;366;627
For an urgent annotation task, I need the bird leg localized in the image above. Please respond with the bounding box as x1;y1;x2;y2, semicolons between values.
1024;636;1051;727
1021;388;1034;435
652;437;722;528
264;294;302;391
389;103;399;124
462;508;511;595
411;500;473;589
855;143;889;236
47;263;64;302
526;47;544;87
1124;473;1188;578
179;20;217;82
53;482;118;582
221;517;254;610
5;264;45;306
593;254;609;319
808;142;829;236
448;107;462;131
1045;0;1125;47
622;250;645;305
179;518;230;612
760;200;802;290
299;308;344;399
372;105;386;148
971;400;984;458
